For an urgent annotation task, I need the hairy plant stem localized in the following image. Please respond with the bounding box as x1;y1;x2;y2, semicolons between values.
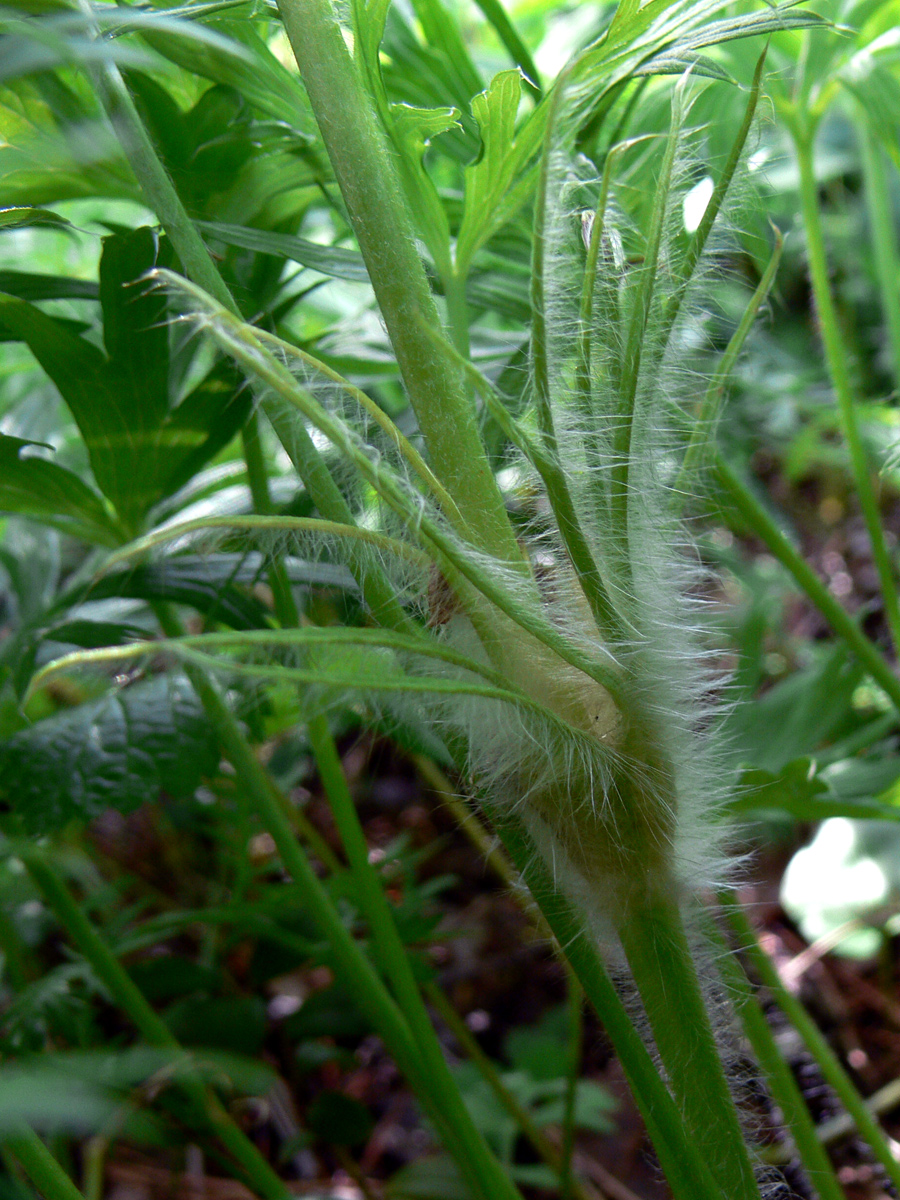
722;894;900;1194
491;810;727;1200
615;884;762;1200
18;851;294;1200
5;1128;86;1200
306;719;525;1200
790;117;900;653
714;451;900;713
705;914;845;1200
273;0;524;571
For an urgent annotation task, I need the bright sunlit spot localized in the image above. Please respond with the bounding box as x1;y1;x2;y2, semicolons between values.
683;175;714;233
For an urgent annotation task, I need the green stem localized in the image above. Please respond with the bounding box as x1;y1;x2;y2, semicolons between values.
559;975;584;1200
490;810;726;1200
414;756;520;889
83;14;417;641
615;886;762;1200
18;851;293;1200
153;602;518;1200
417;317;620;637
706;915;845;1200
273;0;523;569
714;451;900;713
859;121;900;390
5;1129;86;1200
791;118;900;653
240;410;300;627
678;227;784;492
425;982;596;1200
722;893;900;1195
306;717;524;1200
666;48;767;333
83;41;236;315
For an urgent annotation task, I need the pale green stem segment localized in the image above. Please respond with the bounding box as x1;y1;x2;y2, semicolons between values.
416;316;621;637
789;116;900;653
82;32;236;315
5;1127;87;1200
721;893;900;1195
615;886;762;1200
859;123;900;390
273;0;525;570
490;810;727;1200
678;226;784;491
714;451;900;713
18;850;294;1200
705;916;846;1200
306;718;524;1200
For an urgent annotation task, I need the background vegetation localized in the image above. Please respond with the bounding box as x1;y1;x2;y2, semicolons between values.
2;0;900;1196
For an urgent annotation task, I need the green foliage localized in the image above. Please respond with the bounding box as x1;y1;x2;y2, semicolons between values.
0;674;219;831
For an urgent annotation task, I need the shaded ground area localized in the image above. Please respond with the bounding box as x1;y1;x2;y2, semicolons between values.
81;731;900;1200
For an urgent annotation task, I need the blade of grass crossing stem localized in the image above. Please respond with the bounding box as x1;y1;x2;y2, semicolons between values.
17;851;295;1200
306;717;524;1200
721;893;900;1194
5;1128;87;1200
703;915;845;1200
615;886;762;1200
790;116;900;655
489;807;727;1200
713;451;900;713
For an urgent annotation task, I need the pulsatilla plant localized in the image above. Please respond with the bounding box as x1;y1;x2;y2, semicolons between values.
6;0;857;1197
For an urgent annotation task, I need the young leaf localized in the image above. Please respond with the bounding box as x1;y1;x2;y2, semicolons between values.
456;70;546;278
196;220;370;281
0;205;73;230
0;435;122;544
